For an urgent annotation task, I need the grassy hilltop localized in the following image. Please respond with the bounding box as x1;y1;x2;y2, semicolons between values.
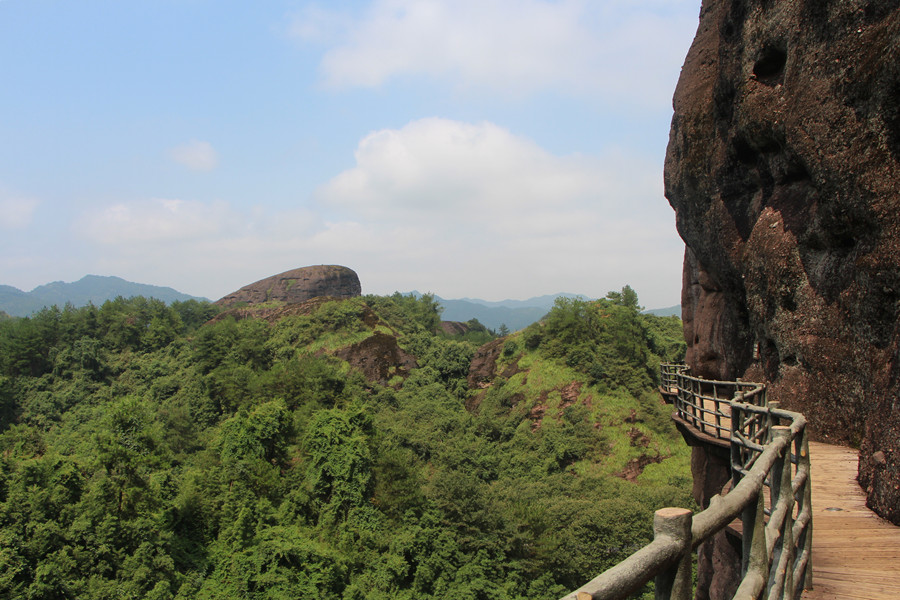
0;290;690;600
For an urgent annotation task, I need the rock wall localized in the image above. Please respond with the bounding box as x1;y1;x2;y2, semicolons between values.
666;0;900;530
216;265;362;307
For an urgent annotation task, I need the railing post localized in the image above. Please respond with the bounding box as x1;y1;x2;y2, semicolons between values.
730;398;755;577
732;491;768;600
691;379;699;429
761;402;781;515
792;427;813;596
730;396;744;487
802;432;813;591
652;508;693;600
693;378;701;430
767;401;781;430
767;426;794;598
712;383;719;437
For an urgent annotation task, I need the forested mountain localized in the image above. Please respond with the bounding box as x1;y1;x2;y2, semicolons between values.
0;290;689;599
0;275;207;317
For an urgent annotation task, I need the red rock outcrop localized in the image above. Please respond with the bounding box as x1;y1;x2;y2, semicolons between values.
439;321;470;336
666;0;900;535
333;332;418;385
467;338;505;388
216;265;361;307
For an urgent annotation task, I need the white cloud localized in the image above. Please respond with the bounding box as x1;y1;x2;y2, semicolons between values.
169;140;219;171
313;117;682;303
72;118;683;307
318;117;658;230
0;194;39;229
72;198;331;298
77;198;236;244
292;0;697;107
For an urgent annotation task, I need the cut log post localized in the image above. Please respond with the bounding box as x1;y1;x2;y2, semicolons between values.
767;426;794;598
653;508;693;600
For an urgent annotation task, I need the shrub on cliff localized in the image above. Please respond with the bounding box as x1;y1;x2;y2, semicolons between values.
523;289;684;395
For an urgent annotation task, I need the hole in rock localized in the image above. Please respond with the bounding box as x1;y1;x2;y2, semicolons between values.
780;292;797;312
779;160;811;185
753;46;787;85
733;138;757;165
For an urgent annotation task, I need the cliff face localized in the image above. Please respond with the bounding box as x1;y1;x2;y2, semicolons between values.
216;265;362;307
666;0;900;525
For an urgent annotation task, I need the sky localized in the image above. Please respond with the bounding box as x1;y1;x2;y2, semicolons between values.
0;0;700;308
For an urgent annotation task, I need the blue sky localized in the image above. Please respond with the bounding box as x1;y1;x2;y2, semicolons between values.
0;0;699;307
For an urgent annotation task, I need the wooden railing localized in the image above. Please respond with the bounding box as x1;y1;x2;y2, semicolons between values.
662;363;766;444
560;364;812;600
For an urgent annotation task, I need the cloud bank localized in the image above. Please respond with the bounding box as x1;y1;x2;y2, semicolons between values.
319;118;651;230
293;0;697;107
78;199;236;244
74;118;683;306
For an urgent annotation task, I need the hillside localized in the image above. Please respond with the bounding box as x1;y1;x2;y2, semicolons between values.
0;275;206;317
0;290;689;599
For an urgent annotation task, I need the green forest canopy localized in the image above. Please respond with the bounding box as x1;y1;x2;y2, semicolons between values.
0;290;689;600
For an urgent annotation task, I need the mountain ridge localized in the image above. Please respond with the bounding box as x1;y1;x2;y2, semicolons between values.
0;275;208;317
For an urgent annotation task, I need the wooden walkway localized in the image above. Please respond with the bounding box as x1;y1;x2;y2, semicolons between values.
803;442;900;599
660;366;900;599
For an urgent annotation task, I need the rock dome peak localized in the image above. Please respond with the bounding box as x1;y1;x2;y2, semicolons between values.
216;265;361;307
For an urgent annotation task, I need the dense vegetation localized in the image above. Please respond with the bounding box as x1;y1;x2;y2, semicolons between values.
0;289;688;599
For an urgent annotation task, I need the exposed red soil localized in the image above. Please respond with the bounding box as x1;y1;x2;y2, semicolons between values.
616;454;665;483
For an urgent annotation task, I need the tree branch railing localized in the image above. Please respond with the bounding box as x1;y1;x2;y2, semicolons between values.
560;364;812;600
663;363;767;444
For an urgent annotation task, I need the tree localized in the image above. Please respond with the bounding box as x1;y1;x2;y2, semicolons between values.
304;408;374;526
605;285;643;311
171;299;220;332
220;399;291;464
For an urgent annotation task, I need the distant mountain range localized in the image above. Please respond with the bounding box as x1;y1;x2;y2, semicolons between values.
0;275;208;317
422;293;680;332
0;276;680;329
643;305;681;318
432;293;583;332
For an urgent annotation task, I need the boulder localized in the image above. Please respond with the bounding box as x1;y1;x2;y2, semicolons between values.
216;265;361;307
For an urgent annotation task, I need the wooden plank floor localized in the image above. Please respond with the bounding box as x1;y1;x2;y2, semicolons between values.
802;442;900;599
